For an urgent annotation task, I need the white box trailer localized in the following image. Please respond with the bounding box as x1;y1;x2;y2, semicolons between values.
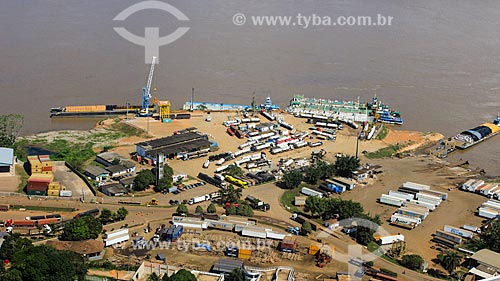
215;165;229;173
407;200;436;211
416;196;441;207
173;221;207;229
468;180;485;192
388;190;414;201
435;230;462;244
461;179;476;190
483;199;500;209
400;205;429;216
420;190;448;200
266;231;287;240
463;225;480;233
390;214;420;226
104;233;130;247
484;185;500;197
377;234;405;245
478;207;499;219
402;182;430;191
104;228;129;239
242;228;268;239
301;187;323;198
416;193;442;204
239;141;257;149
443;225;474;239
234;148;251;157
391;213;422;224
379;195;405;207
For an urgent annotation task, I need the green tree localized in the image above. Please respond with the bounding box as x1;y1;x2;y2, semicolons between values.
226;205;237;215
301;221;312;235
0;114;24;148
99;208;113;224
438;251;462;273
0;269;23;281
10;245;87;281
354;226;375;246
304;196;328;217
336;199;364;219
116;207;128;221
176;204;188;215
0;233;33;260
305;166;322;184
334;155;360;178
168;269;196;281
219;184;242;203
228;268;245;281
224;165;243;177
134;169;155;191
478;220;500;252
236;205;254;217
195;205;204;214
155;177;172;192
207;203;216;213
61;216;102;241
147;272;161;281
401;254;424;270
282;170;303;189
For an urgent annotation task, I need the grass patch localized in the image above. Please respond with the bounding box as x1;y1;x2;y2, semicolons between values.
375;125;388;140
44;139;96;170
280;188;302;214
365;144;401;159
11;205;76;212
15;164;29;193
110;122;148;138
367;241;380;252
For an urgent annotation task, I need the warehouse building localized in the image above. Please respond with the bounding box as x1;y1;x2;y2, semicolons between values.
83;165;109;181
47;240;104;261
101;183;128;196
105;165;128;177
0;147;14;175
211;259;245;275
468;249;500;279
136;132;213;160
96;152;136;173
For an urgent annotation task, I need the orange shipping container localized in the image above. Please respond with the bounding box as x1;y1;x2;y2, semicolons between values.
309;244;320;255
238;249;252;259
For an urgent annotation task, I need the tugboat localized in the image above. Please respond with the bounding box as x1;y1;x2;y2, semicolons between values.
260;97;280;110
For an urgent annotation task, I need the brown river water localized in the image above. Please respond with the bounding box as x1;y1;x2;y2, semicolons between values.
1;1;499;174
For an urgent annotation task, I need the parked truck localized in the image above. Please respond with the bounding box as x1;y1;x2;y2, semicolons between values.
301;187;324;198
189;195;210;205
245;195;270;211
376;234;405;245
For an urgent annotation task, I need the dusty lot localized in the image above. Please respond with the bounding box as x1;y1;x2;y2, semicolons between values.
341;156;485;263
53;162;95;200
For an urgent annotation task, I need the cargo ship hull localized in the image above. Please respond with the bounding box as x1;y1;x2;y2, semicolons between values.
50;109;135;118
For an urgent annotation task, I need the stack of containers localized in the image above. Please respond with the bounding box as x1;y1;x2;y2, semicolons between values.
38;155;52;175
28;156;42;174
47;182;66;196
27;174;54;196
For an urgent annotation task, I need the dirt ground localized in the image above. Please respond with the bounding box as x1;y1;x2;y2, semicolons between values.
0;172;20;193
341;156;486;264
52;162;95;200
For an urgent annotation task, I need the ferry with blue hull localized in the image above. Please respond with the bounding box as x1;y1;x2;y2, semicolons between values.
377;112;404;125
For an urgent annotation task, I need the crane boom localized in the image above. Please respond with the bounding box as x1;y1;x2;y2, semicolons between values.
141;56;157;115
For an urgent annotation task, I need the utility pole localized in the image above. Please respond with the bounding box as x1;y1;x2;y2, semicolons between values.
355;132;360;158
191;88;194;111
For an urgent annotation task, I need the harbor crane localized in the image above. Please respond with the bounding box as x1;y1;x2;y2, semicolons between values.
140;56;157;116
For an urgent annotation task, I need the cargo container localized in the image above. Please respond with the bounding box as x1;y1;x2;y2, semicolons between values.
484;185;500;197
35;218;59;226
400;205;429;216
301;187;324;198
376;234;405;245
280;237;298;252
0;204;10;211
435;229;462;244
308;141;323;147
59;190;72;197
74;208;99;219
478;207;499;219
189;195;210;205
241;228;267;239
388;190;414;201
260;111;276;121
402;182;430;191
379;195;405;207
461;179;476;190
238;249;252;259
443;225;474;239
320;182;345;194
47;190;59;196
12;220;36;227
483;199;500;209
